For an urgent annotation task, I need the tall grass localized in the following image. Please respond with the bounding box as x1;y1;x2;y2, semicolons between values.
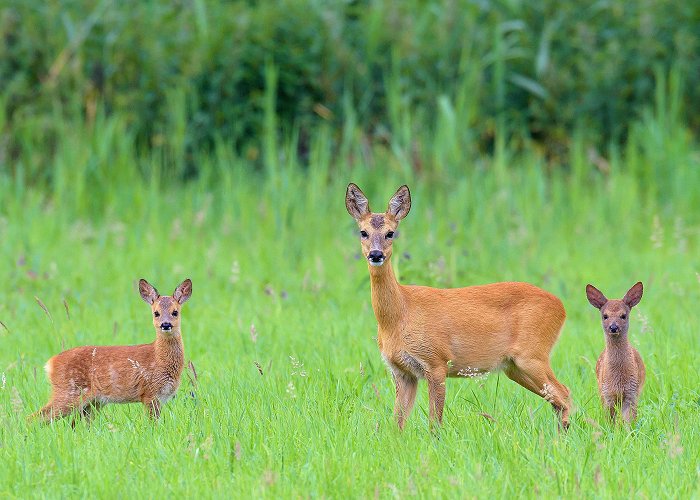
2;0;699;180
0;66;699;496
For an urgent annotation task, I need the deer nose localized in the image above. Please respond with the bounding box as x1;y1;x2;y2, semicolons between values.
368;250;385;263
609;324;619;333
160;322;173;331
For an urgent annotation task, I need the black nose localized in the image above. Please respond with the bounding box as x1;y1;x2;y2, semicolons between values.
368;250;384;262
609;324;619;333
161;322;172;330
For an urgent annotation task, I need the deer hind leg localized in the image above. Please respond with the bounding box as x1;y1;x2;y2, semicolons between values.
33;392;92;424
393;370;418;430
505;358;571;430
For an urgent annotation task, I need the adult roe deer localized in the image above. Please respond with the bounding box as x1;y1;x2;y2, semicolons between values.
32;279;192;423
586;282;645;423
345;183;571;429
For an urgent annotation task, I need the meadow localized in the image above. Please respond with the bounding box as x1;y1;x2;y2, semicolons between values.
1;83;699;497
1;1;700;496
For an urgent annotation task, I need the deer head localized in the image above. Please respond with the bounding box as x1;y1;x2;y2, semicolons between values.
345;183;411;267
139;278;192;336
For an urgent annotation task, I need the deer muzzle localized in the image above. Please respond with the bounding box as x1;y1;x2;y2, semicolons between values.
367;250;385;266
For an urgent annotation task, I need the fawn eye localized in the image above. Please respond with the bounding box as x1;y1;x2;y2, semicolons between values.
360;230;368;238
172;310;178;317
620;314;626;319
154;311;160;318
386;231;395;239
602;314;608;320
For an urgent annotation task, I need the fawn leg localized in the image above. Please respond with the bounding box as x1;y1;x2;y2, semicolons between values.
142;398;161;419
80;401;103;424
393;370;418;430
621;398;637;423
31;405;58;423
34;394;89;424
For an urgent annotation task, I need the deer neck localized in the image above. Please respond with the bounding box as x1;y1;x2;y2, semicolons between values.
154;331;185;375
369;259;405;330
604;333;632;364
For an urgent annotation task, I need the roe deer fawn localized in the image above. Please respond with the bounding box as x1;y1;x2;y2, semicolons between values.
32;279;192;423
345;184;571;429
586;282;645;423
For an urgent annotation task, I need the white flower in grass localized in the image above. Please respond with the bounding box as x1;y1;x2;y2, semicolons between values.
289;356;307;377
286;381;297;399
457;366;490;381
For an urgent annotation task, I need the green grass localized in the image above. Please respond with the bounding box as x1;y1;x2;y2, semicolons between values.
1;89;700;496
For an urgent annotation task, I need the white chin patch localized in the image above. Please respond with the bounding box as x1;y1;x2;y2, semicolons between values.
368;260;385;267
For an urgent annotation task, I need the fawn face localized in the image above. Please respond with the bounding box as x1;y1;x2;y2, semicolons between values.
586;282;643;337
345;184;411;267
139;279;192;335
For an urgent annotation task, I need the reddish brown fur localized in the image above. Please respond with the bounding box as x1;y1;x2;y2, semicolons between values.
346;184;571;429
586;282;645;422
32;279;192;424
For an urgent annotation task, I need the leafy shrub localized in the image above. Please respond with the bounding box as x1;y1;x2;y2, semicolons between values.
0;0;698;178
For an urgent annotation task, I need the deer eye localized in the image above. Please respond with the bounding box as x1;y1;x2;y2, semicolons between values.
386;231;395;239
154;311;160;318
360;230;368;239
620;314;626;320
172;310;178;317
603;314;608;320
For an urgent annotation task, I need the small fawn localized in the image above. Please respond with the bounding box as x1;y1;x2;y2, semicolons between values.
32;279;192;423
586;282;645;423
346;184;571;429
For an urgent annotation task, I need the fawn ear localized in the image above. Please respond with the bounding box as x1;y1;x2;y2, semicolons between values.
623;281;643;308
346;183;371;220
586;284;607;309
139;279;159;305
387;185;411;220
173;278;192;304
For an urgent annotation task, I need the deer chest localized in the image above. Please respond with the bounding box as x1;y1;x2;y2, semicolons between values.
153;373;181;403
599;364;640;401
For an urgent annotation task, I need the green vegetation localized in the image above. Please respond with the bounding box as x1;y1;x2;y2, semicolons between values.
1;0;699;497
2;0;699;176
1;81;699;495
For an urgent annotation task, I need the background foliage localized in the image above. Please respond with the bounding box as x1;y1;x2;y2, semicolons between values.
0;0;699;497
2;0;699;179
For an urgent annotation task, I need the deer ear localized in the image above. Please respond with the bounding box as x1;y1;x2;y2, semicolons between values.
346;183;371;220
139;279;159;305
173;279;192;304
586;284;607;309
387;185;411;220
623;281;643;308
